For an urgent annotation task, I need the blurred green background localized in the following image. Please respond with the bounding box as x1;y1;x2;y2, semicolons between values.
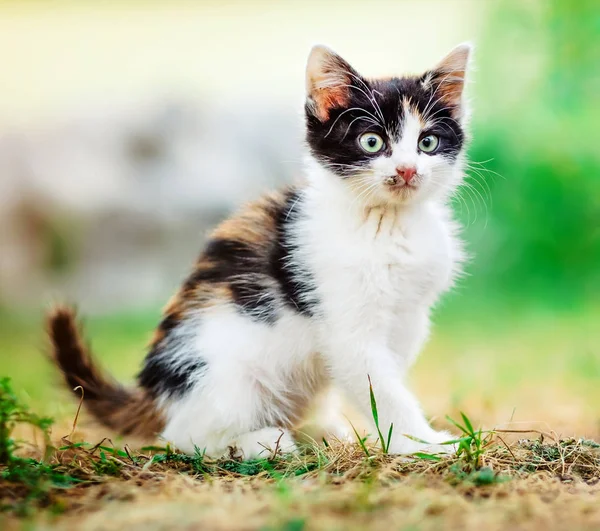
0;0;598;436
461;0;599;309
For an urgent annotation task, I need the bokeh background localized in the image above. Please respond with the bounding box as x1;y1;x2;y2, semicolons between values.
0;0;598;438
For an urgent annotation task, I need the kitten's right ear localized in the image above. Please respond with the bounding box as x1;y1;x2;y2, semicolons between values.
306;45;362;122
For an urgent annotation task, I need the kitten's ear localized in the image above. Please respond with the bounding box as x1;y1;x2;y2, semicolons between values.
306;45;362;122
424;43;472;119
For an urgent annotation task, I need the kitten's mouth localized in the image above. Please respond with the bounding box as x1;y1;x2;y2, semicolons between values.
384;175;419;192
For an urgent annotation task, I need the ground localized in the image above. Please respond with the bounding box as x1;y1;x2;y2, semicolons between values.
0;307;599;530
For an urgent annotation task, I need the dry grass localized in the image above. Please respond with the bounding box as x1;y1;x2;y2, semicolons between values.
1;421;599;530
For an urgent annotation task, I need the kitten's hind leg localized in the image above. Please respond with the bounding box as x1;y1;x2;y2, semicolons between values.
228;427;297;460
158;307;317;459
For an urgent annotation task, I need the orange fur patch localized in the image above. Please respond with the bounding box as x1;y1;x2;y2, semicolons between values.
211;191;286;248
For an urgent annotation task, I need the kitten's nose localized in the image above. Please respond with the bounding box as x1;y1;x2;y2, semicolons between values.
396;165;417;184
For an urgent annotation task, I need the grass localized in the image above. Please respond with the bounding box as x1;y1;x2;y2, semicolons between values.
447;412;491;470
0;369;599;529
0;378;73;516
0;384;598;529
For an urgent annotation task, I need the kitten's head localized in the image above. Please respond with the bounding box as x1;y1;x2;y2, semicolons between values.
305;44;471;206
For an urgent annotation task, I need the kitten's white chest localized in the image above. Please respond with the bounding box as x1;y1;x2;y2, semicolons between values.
341;206;453;306
304;201;458;338
387;223;451;305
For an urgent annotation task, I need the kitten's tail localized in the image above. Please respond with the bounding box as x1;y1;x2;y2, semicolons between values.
47;306;165;438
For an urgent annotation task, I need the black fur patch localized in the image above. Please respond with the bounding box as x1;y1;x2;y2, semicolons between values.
181;191;318;323
139;345;207;399
306;74;463;177
270;190;318;317
158;313;179;334
189;238;279;323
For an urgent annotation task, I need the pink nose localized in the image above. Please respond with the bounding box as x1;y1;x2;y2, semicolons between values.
396;166;417;184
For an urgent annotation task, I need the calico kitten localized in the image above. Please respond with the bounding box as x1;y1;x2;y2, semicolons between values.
49;43;471;459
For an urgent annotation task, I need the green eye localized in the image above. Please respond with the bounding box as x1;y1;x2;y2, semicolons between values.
359;133;385;153
418;134;439;153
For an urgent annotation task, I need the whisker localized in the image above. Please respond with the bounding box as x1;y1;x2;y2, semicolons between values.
341;115;380;141
465;167;493;204
349;179;381;210
340;72;387;126
466;160;506;181
324;106;382;138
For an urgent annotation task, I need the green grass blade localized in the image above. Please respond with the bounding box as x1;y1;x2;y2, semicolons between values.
412;452;443;461
445;415;469;435
460;412;475;435
367;375;379;427
439;437;471;445
385;423;394;454
349;420;370;458
367;375;394;453
403;434;432;444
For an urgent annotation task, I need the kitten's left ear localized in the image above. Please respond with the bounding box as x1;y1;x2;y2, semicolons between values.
306;45;364;122
424;43;472;119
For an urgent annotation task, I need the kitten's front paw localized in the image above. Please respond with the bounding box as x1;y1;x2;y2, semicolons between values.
390;430;457;456
228;428;298;460
324;421;355;444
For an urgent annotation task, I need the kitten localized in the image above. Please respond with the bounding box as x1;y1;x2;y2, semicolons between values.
48;43;471;459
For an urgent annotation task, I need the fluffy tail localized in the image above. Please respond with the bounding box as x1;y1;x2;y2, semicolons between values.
47;306;165;438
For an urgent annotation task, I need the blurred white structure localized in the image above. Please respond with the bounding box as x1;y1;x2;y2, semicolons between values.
0;101;301;311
